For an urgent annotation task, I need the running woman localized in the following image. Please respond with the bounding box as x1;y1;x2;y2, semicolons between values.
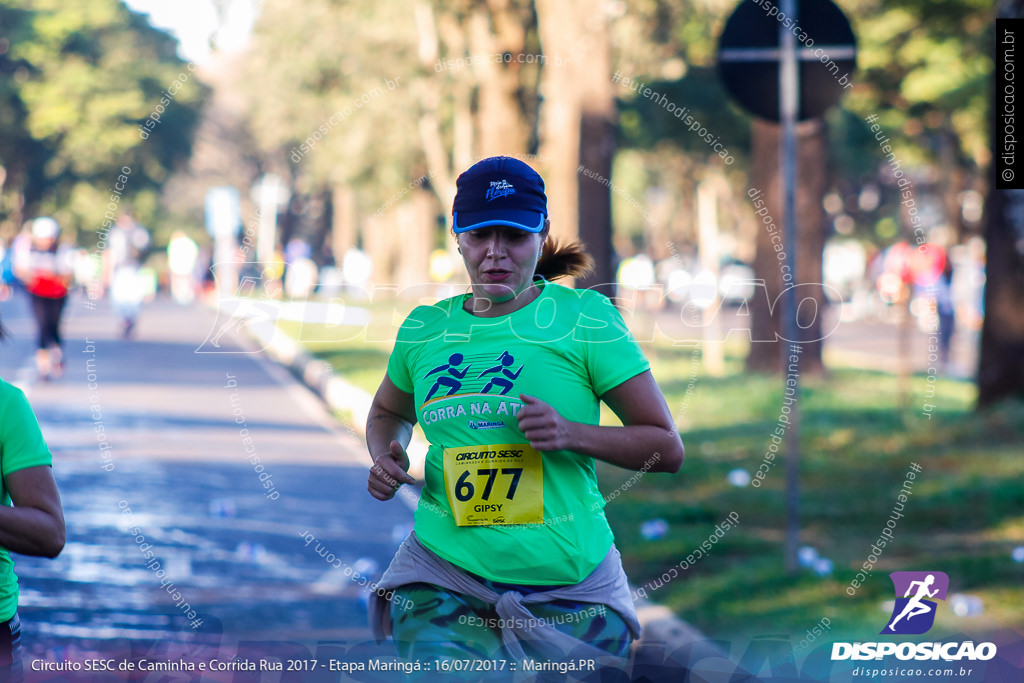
366;156;684;667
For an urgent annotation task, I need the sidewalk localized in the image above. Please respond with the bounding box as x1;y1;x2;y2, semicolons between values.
0;292;414;659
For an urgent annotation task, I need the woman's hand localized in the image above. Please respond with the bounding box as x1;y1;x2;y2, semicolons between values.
516;373;683;473
366;376;416;501
516;394;578;452
368;439;416;501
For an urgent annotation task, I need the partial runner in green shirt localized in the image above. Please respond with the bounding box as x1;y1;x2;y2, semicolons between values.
0;315;66;682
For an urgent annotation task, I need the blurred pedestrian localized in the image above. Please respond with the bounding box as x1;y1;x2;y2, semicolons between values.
366;157;684;667
341;247;372;296
0;242;10;302
0;312;67;682
104;212;150;338
12;218;73;380
935;259;956;369
284;237;311;270
284;257;318;299
167;231;200;305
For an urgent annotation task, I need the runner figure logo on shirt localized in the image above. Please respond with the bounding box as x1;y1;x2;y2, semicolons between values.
477;351;523;395
424;353;471;401
882;571;949;635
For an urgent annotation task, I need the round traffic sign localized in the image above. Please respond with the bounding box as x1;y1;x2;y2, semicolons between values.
718;0;856;121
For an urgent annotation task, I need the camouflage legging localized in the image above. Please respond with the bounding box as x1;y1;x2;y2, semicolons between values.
389;580;632;665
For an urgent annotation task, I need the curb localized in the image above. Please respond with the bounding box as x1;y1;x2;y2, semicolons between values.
242;314;429;479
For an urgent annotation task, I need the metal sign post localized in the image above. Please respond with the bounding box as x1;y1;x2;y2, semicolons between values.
718;0;857;572
779;0;801;574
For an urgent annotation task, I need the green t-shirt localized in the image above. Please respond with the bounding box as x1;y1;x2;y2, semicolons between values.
0;380;54;621
387;279;649;585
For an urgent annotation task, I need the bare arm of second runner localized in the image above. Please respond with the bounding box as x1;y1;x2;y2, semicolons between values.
0;465;65;557
366;375;417;501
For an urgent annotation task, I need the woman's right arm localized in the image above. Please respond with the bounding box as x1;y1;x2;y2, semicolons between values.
366;375;418;501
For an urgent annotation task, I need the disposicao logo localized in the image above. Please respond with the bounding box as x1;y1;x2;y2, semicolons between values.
883;571;948;635
831;571;997;663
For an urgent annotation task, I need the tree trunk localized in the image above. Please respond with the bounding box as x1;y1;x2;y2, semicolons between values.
331;185;356;265
468;3;531;156
536;0;581;249
938;129;968;244
416;0;533;280
306;189;331;263
978;0;1024;406
576;8;615;296
978;187;1024;406
746;118;828;375
395;191;434;289
415;4;463;221
536;0;615;294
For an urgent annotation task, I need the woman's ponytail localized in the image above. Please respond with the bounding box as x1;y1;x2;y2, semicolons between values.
535;237;595;281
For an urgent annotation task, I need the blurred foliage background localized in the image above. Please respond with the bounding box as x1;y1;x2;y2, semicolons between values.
0;0;993;271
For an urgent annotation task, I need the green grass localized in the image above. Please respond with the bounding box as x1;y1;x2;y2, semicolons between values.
609;348;1024;643
277;302;1024;644
276;299;415;395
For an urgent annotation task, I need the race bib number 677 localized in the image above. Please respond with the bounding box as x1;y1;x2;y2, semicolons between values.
442;443;543;526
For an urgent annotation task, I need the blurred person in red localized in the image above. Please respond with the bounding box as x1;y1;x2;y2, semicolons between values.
0;313;67;682
12;218;73;380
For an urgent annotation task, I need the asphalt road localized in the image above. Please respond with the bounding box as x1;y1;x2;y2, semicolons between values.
0;289;414;670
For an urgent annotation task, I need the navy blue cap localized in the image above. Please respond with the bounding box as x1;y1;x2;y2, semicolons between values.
452;156;547;233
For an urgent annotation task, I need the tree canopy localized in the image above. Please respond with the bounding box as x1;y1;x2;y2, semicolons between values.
0;0;205;244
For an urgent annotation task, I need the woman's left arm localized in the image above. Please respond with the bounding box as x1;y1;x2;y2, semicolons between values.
0;466;65;558
517;370;684;473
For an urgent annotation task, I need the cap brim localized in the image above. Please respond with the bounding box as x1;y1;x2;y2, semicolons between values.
453;210;545;234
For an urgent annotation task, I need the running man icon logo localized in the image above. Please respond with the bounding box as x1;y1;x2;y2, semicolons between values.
882;571;949;635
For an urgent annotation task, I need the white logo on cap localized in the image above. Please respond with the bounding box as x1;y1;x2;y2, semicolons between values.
485;180;516;201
